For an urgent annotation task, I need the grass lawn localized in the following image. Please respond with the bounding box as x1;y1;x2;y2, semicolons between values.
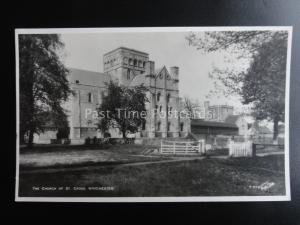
19;154;285;197
19;144;166;170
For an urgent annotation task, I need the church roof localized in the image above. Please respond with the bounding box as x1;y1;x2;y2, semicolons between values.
155;66;165;75
68;68;111;87
191;119;238;129
225;115;240;124
129;73;149;87
104;47;149;56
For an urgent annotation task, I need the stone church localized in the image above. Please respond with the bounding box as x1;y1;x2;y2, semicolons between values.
34;47;189;144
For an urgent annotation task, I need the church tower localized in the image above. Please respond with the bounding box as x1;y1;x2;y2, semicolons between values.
103;47;149;86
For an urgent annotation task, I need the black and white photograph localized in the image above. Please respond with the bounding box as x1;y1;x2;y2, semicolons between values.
15;27;292;202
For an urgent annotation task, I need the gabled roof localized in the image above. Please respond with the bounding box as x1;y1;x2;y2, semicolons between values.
191;119;238;129
257;126;272;134
129;65;172;87
68;68;111;87
225;115;239;124
155;66;165;75
155;66;175;80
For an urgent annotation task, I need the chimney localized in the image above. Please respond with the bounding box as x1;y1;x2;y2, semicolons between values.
145;61;155;75
170;66;179;81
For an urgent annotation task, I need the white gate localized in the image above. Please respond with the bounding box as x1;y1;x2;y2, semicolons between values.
228;140;253;157
160;140;205;155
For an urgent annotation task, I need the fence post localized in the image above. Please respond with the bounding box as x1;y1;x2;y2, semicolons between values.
160;140;162;154
228;140;233;157
173;142;176;154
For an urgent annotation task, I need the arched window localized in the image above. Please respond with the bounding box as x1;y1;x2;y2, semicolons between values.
127;69;131;80
129;58;133;66
123;57;128;65
157;92;161;102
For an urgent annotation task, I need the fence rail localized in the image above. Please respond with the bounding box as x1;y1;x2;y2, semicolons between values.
160;140;205;155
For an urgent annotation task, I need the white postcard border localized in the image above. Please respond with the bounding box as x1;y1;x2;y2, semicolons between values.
15;26;293;202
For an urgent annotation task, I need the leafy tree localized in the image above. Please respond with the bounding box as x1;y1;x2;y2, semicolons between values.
19;34;72;147
183;96;201;119
186;31;288;141
98;81;148;139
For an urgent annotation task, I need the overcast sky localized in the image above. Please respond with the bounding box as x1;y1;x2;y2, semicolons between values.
60;32;249;111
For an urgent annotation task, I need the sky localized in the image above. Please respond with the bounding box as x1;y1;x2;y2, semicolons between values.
60;31;249;111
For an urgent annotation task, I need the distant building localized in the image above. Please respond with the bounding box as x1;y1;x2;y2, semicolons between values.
204;101;234;122
249;125;272;137
278;124;285;138
225;115;254;136
191;119;238;137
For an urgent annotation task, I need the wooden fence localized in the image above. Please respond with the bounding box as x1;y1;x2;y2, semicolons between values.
228;140;253;157
160;140;205;155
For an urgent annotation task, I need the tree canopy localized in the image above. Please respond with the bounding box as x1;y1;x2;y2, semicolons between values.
19;34;72;146
186;30;288;140
98;81;148;139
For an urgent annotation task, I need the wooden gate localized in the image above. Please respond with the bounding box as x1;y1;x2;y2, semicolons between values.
160;140;205;155
228;140;253;157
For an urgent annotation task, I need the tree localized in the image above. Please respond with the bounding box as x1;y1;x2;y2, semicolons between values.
98;81;148;139
242;34;287;141
186;31;288;141
183;96;201;119
19;34;72;147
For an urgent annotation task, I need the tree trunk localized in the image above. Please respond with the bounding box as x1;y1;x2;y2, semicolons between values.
122;129;127;140
27;128;34;148
273;117;279;144
20;130;25;145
